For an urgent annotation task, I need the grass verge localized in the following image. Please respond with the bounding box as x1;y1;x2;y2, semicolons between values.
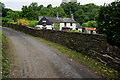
1;30;9;78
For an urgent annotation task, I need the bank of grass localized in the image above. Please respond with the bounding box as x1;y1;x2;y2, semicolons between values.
0;29;2;79
34;37;119;78
1;31;9;78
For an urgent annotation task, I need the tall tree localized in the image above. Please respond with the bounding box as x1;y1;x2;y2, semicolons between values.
60;2;100;24
97;1;120;46
6;10;20;21
21;2;41;20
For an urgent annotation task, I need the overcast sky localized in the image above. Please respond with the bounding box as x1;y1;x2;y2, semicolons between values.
1;0;115;11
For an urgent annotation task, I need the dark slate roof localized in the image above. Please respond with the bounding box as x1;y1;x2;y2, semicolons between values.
38;16;76;23
37;17;52;25
76;23;82;28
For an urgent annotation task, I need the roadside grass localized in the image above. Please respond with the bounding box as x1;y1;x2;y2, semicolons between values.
4;27;119;78
0;29;2;79
1;30;9;78
34;37;119;78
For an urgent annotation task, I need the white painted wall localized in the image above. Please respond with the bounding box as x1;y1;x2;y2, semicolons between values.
36;23;77;30
60;23;76;30
78;28;82;32
60;23;64;30
36;25;54;30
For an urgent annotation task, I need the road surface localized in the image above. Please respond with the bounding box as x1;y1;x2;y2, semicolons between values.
2;27;98;78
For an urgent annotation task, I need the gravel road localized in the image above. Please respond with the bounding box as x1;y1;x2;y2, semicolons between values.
2;27;98;78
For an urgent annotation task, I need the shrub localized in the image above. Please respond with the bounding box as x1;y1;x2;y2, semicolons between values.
28;20;38;27
16;19;29;26
2;17;14;22
82;21;98;28
54;23;60;30
97;1;120;47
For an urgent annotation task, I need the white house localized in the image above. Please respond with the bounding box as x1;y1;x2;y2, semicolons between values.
36;15;81;31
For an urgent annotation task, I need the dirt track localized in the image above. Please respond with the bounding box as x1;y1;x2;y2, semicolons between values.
2;27;98;78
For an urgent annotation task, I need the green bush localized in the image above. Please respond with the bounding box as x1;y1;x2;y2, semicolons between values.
70;30;80;32
82;21;98;28
2;17;14;22
28;20;38;28
54;23;60;30
97;1;120;47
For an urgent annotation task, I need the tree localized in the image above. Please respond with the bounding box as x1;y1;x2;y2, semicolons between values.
61;2;79;17
2;8;12;17
21;2;41;20
50;7;67;17
82;21;98;28
6;10;20;21
82;23;88;27
0;2;5;9
0;2;12;17
74;9;86;24
39;7;49;16
97;1;120;46
60;2;100;24
47;4;52;9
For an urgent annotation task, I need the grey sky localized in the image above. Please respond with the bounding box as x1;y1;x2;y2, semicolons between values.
1;0;115;11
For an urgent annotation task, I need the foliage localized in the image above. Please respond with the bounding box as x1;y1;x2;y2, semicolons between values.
1;1;12;17
1;1;100;25
82;21;98;28
2;17;14;23
21;2;42;20
6;10;21;21
97;1;120;47
61;3;100;24
16;19;29;26
54;23;60;30
28;20;38;27
70;30;80;32
0;2;5;8
2;8;12;17
1;32;9;78
20;2;100;25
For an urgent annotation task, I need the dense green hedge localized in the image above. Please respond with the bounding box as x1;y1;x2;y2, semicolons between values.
97;1;120;47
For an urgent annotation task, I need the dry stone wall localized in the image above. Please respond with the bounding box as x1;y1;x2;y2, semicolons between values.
3;23;120;71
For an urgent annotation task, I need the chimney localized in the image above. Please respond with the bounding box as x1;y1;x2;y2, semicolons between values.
71;14;74;20
56;12;59;19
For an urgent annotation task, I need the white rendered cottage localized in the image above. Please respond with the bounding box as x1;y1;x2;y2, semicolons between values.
36;15;81;31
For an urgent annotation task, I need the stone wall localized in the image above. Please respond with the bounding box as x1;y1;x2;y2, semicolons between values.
3;23;120;71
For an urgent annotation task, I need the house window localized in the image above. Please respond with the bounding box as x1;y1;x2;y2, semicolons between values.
64;23;66;27
42;20;46;22
70;23;72;26
42;20;46;26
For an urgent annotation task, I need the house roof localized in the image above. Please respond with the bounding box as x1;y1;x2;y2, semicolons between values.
38;16;76;23
85;27;96;31
76;23;81;28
